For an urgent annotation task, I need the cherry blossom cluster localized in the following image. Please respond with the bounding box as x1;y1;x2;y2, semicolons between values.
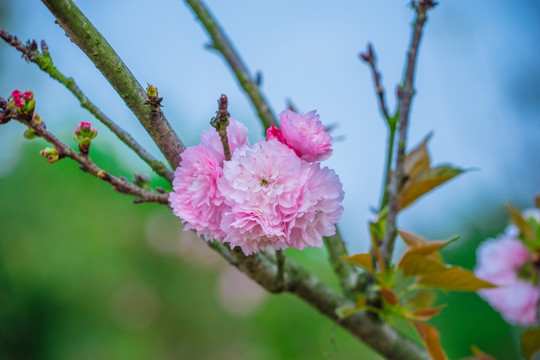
9;89;35;114
474;208;540;325
169;110;344;255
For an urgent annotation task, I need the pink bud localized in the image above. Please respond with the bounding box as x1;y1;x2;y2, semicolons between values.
23;90;34;101
13;97;25;108
266;125;286;144
11;89;22;99
80;121;91;130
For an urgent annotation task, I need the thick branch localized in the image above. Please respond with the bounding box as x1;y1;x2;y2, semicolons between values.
0;30;174;183
380;1;435;265
40;0;185;170
210;242;429;359
184;0;278;131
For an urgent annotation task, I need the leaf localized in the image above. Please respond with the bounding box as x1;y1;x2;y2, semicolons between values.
413;321;448;360
398;230;458;266
403;134;432;179
406;290;437;310
398;165;464;210
470;345;496;360
418;267;496;291
408;305;446;321
521;326;540;360
506;203;535;242
399;229;428;247
381;288;399;306
341;253;373;272
399;254;448;277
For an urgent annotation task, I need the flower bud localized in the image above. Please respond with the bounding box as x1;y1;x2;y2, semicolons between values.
146;84;158;99
74;121;97;155
40;147;61;164
24;128;37;140
11;89;22;99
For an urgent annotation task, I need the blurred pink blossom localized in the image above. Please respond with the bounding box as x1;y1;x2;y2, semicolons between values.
475;236;539;325
279;109;333;162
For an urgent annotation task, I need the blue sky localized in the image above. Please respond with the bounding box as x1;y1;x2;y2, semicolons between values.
1;1;538;253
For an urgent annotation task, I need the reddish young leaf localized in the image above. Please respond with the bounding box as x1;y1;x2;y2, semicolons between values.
469;345;496;360
398;165;464;210
413;321;448;360
398;254;448;277
341;253;373;272
418;267;496;291
381;288;399;306
403;134;432;179
408;305;446;321
406;290;437;310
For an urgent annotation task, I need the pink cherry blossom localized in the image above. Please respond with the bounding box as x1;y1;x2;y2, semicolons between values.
11;89;22;99
218;139;311;254
287;164;344;250
475;236;539;326
218;138;344;254
279;109;333;162
169;144;226;241
200;117;248;162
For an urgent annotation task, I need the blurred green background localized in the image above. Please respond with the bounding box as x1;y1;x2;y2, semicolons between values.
1;1;539;359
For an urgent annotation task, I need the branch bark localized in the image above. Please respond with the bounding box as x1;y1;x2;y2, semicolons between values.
40;0;185;171
0;30;174;183
380;1;436;266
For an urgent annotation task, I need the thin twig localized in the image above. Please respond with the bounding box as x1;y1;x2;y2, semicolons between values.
0;30;174;183
211;94;232;161
380;1;436;266
184;0;278;131
360;43;391;122
40;0;186;170
1;104;168;204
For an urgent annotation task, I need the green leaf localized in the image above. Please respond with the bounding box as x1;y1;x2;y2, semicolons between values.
418;267;496;291
398;165;464;210
521;327;540;360
506;204;535;243
406;290;437;310
341;253;373;273
413;321;448;360
399;254;448;277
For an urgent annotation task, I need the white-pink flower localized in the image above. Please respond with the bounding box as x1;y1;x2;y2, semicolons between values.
475;236;539;326
169;144;226;241
278;109;333;162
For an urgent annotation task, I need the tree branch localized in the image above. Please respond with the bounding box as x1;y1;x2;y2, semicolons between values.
40;0;185;170
360;43;391;122
1;103;168;205
184;0;278;131
380;1;436;265
324;228;359;299
0;30;174;183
